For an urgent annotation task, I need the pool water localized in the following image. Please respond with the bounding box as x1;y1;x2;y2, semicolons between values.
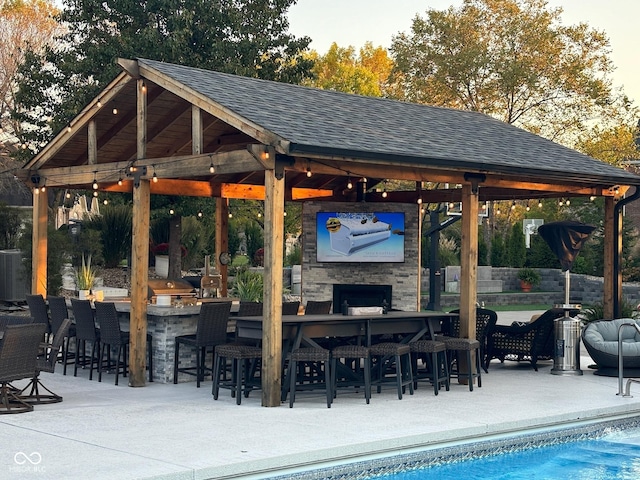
371;429;640;480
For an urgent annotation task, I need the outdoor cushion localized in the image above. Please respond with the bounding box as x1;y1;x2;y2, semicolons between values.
582;318;640;369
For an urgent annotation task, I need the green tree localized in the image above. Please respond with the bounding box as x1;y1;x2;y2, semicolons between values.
13;0;313;157
390;0;621;144
0;201;23;248
507;222;526;268
307;42;393;96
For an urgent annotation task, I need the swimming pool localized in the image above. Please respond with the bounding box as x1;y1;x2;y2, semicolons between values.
270;418;640;480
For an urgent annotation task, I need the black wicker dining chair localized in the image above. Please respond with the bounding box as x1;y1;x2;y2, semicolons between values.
237;301;264;316
174;302;232;387
25;293;51;340
304;300;332;315
71;298;101;380
282;301;301;315
0;323;48;414
47;296;76;375
19;318;73;404
95;301;153;385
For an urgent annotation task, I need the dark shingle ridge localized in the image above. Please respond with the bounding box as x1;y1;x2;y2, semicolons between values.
137;58;640;185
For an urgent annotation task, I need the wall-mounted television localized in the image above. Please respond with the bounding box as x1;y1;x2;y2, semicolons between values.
316;211;405;263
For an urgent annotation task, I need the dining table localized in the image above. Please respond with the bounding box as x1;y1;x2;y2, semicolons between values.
234;310;459;350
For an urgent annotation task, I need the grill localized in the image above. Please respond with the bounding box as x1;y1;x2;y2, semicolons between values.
147;278;196;299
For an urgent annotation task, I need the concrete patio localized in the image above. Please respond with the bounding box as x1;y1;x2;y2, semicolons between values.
2;310;640;479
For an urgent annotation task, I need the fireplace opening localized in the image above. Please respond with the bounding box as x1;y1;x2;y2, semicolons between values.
333;284;392;312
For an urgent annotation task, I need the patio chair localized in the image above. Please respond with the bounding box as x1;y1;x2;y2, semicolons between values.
582;318;640;376
447;308;498;373
304;300;332;315
282;301;301;315
19;318;73;404
95;301;153;385
174;302;231;387
25;294;52;340
47;296;76;375
71;298;101;380
0;323;48;414
237;301;263;316
485;307;571;371
0;316;35;331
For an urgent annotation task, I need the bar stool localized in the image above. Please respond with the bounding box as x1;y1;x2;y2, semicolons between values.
331;345;371;404
212;344;262;404
287;347;332;408
369;342;414;399
410;340;449;395
443;337;482;391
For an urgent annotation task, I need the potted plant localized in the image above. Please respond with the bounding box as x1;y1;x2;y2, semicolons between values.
517;267;541;292
76;254;96;299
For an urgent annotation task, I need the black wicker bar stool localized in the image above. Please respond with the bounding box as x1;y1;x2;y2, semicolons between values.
212;344;262;405
331;345;371;404
369;342;414;399
409;340;449;395
443;337;482;391
287;347;332;408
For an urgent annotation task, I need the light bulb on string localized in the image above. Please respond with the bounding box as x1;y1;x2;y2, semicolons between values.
169;208;175;215
93;191;98;197
197;211;203;218
92;173;98;190
152;165;158;183
346;177;353;190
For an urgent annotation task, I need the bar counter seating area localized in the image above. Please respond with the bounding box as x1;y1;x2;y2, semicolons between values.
10;281;491;410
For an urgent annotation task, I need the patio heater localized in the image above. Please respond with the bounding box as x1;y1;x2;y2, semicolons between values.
538;220;595;376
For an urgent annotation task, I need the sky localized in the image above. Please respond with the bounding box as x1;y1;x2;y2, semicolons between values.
288;0;640;105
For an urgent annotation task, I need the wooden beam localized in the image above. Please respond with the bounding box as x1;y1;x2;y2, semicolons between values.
27;149;262;188
458;183;478;384
262;168;284;407
215;198;229;296
129;78;149;387
31;188;48;296
192;105;202;155
603;196;615;319
88;120;97;165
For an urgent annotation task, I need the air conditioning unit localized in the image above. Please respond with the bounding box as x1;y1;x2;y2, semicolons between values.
0;250;27;302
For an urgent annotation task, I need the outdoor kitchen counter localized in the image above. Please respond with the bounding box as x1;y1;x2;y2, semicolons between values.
108;300;239;383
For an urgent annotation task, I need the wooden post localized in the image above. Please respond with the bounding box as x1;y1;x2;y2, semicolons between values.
416;204;423;312
31;187;48;296
262;168;284;407
603;196;615;319
215;198;229;297
458;183;478;382
129;77;149;387
88;120;97;165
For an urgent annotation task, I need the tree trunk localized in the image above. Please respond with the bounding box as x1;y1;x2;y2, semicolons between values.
168;215;182;279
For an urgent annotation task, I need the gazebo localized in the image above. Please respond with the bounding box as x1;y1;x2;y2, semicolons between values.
19;58;640;406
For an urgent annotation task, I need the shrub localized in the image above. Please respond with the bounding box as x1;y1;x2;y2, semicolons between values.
100;205;132;268
231;268;263;302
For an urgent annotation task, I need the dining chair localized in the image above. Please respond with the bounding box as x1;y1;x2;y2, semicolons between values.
19;318;73;404
304;300;332;315
0;323;48;414
95;301;153;385
71;298;101;380
282;301;301;316
25;293;51;340
174;302;231;387
237;301;263;316
47;296;76;375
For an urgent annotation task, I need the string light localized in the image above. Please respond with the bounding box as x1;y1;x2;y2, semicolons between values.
382;189;387;198
103;199;108;205
152;165;158;183
117;172;123;186
112;106;118;115
92;172;98;190
590;196;596;201
306;166;312;177
209;155;215;174
93;191;98;197
511;201;516;210
65;190;71;199
346;176;353;190
525;202;530;212
66;124;72;133
197;210;203;218
228;212;233;218
40;180;46;193
565;199;570;206
538;200;543;208
141;82;147;93
97;99;102;108
169;208;175;215
417;197;422;204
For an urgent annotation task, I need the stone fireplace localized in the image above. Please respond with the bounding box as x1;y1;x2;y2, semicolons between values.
333;284;392;312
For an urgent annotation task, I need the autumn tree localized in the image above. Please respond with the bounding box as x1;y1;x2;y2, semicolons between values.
306;42;393;96
390;0;622;144
0;0;60;192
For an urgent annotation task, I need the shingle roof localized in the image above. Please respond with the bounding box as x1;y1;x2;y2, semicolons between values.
138;58;640;187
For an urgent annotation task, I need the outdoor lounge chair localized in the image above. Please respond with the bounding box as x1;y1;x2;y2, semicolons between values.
19;318;73;404
485;308;573;371
582;318;640;376
0;323;48;414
